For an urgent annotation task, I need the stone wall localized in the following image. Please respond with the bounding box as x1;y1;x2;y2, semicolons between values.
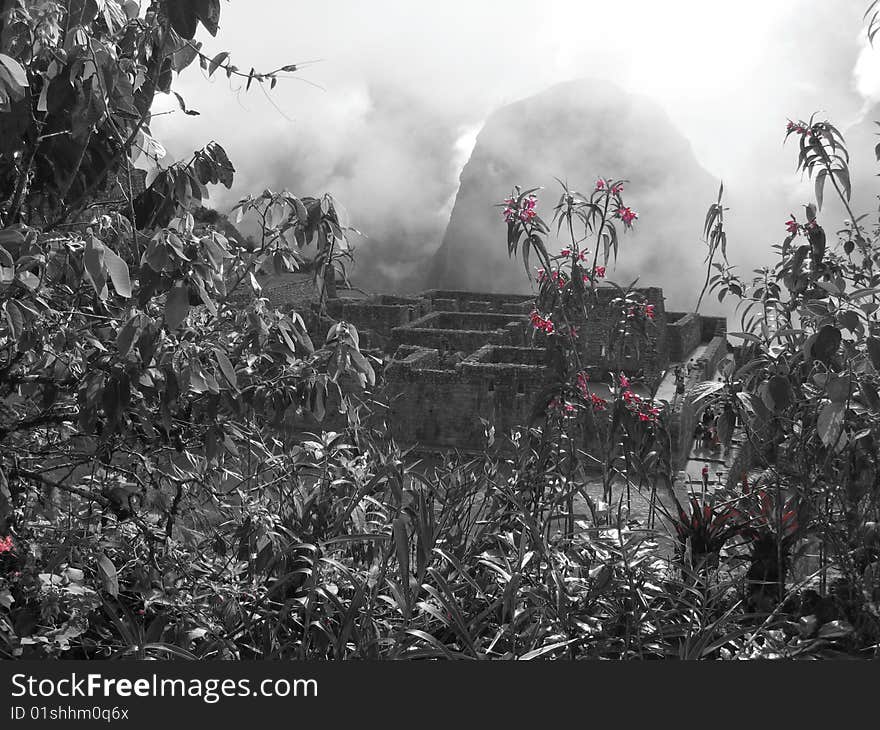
666;312;702;362
325;300;415;335
391;311;528;353
382;344;549;451
293;285;726;457
420;290;534;313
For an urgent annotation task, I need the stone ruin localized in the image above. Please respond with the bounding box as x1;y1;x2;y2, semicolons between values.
307;287;727;468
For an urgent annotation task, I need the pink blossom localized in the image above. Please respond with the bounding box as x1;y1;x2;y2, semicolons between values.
619;374;630;389
560;248;571;258
0;536;13;554
594;266;606;278
530;310;554;335
536;268;546;282
785;217;799;236
578;250;590;262
622;389;641;405
645;304;655;320
596;179;606;190
590;393;607;411
611;183;624;195
616;207;638;227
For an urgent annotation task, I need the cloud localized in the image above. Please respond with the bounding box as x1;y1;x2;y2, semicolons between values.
149;1;880;305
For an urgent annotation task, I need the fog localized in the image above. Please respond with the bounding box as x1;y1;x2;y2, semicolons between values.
151;1;880;310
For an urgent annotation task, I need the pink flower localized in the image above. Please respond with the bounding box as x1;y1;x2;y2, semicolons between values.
611;183;624;195
590;393;607;411
616;207;638;227
645;304;655;320
530;310;554;335
502;194;538;224
785;217;799;236
0;536;13;554
564;403;576;414
594;266;605;278
619;374;630;389
536;268;546;282
560;248;571;258
596;179;606;190
578;250;590;262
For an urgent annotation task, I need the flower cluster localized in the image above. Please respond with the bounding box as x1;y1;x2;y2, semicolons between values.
0;535;13;554
536;268;567;289
596;179;624;195
616;206;638;227
785;216;799;236
628;303;655;320
786;121;812;137
530;310;554;334
581;265;606;284
576;371;590;396
619;382;661;423
503;194;538;224
590;393;608;411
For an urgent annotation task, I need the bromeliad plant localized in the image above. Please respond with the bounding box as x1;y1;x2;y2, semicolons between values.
666;494;744;572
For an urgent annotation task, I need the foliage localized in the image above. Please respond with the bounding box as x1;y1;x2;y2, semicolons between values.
3;0;880;663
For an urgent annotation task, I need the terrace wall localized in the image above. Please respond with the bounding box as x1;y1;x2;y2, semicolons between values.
666;312;702;363
382;345;550;451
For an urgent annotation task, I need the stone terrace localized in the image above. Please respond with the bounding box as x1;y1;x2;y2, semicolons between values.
299;286;727;461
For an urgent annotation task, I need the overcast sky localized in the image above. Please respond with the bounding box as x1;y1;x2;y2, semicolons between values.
150;1;880;299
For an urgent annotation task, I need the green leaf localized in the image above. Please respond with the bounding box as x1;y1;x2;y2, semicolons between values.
393;517;410;611
812;325;841;364
213;348;238;389
815;169;827;210
165;284;190;330
208;51;229;77
826;375;850;404
4;301;23;341
96;553;119;597
194;0;221;35
83;237;108;299
103;248;131;298
166;0;199;39
0;54;28;90
867;337;880;371
817;402;845;448
766;375;793;411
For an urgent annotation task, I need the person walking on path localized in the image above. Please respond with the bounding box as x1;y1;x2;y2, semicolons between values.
674;365;686;403
701;463;710;493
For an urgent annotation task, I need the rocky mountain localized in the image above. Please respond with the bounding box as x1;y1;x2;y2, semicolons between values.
428;79;720;311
